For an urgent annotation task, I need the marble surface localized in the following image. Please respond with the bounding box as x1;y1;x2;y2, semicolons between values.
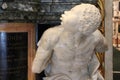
32;3;108;80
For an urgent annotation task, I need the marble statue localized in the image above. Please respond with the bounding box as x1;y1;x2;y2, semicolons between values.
32;3;108;80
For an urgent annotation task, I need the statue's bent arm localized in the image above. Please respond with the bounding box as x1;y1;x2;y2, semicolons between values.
32;29;54;73
94;30;108;53
32;27;62;73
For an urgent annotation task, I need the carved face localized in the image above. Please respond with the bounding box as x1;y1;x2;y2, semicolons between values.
60;3;101;36
60;10;79;32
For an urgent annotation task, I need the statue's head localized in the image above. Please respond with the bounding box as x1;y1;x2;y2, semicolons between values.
60;3;101;36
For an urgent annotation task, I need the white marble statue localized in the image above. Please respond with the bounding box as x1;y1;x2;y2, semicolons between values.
32;3;108;80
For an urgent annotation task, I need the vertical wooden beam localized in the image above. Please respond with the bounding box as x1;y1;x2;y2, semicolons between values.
105;0;113;80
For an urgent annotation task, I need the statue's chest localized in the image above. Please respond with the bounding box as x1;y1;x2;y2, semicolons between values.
56;36;77;51
53;35;95;59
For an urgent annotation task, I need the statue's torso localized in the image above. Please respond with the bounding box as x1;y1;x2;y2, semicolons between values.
45;32;96;80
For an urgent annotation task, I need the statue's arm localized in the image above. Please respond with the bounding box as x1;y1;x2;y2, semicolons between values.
32;29;54;73
94;30;108;52
32;46;53;73
32;26;62;73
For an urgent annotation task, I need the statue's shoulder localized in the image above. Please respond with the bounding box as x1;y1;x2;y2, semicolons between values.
40;25;63;45
37;25;63;46
93;30;103;36
45;25;63;34
44;25;63;38
93;29;105;41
